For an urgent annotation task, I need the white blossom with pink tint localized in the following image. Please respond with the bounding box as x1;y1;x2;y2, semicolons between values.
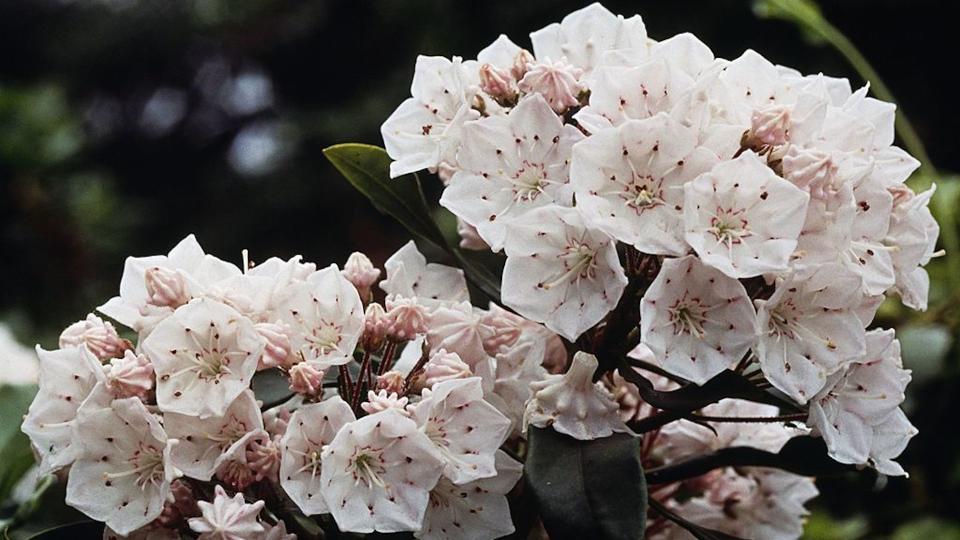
279;397;355;515
381;242;468;307
422;349;473;388
501;205;627;341
142;298;263;417
525;352;628;440
65;398;179;536
343;251;381;302
640;255;756;384
440;94;583;251
254;322;293;369
518;59;585;113
683;151;809;278
410;377;511;484
288;361;325;399
105;350;154;400
21;345;105;474
361;390;410;415
319;409;443;533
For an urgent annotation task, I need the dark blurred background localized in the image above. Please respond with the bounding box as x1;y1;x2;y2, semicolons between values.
1;0;958;538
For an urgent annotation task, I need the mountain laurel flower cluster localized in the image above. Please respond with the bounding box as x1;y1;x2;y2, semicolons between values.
22;4;938;540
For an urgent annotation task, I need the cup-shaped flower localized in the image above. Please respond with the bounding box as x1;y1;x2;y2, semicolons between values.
164;390;264;480
380;241;469;307
188;484;265;540
279;397;356;515
21;345;105;475
640;255;756;384
440;94;583;251
530;3;648;74
276;264;364;368
524;351;629;440
572;114;718;256
142;298;264;418
409;377;512;484
683;151;809;278
501;205;627;341
65;398;178;536
319;409;444;533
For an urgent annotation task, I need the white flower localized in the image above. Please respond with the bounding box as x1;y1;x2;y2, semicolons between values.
65;398;178;536
188;485;265;540
640;255;756;384
21;345;105;474
164;389;264;480
142;297;263;417
440;94;583;251
422;349;473;388
380;241;468;307
410;377;511;484
683;151;809;278
490;338;550;435
807;329;910;468
104;350;155;400
755;265;867;403
868;407;916;476
517;58;585;113
887;185;939;310
524;351;629;440
530;3;648;74
571;114;718;255
59;313;130;361
276;264;364;368
99;235;241;334
425;302;494;370
319;409;444;533
279;396;356;515
381;55;479;177
501;205;627;341
417;450;523;540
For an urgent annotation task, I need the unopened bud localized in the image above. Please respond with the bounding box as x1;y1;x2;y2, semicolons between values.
479;63;518;106
59;313;131;361
782;146;837;199
246;435;281;482
106;350;154;400
342;252;381;303
255;322;294;369
511;49;535;81
749;105;791;147
144;266;191;308
385;296;427;342
360;390;410;415
289;362;324;399
518;58;585;113
361;302;389;352
423;349;472;388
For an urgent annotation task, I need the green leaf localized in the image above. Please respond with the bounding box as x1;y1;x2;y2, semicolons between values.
524;427;647;540
25;521;102;539
323;143;447;250
0;385;37;502
324;143;502;303
252;369;294;410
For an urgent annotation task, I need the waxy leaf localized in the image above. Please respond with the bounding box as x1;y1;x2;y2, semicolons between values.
525;427;647;540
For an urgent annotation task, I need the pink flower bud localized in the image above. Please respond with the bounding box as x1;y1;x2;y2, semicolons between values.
376;370;407;395
782;146;838;199
518;58;585;113
479;63;518;106
59;313;131;361
360;390;410;415
106;350;154;400
246;435;281;482
255;322;294;369
342;252;381;302
288;362;324;399
144;266;191;308
511;49;535;81
423;349;472;388
889;184;916;207
385;296;427;342
749;105;791;147
361;302;389;352
263;407;291;438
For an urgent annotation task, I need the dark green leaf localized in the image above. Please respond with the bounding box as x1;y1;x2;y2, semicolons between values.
524;427;647;540
0;385;38;502
323;144;447;250
252;370;294;410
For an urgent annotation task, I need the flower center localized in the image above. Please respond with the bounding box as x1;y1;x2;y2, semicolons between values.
104;442;165;489
708;207;751;247
512;163;548;202
307;320;342;356
538;240;599;290
667;294;711;338
349;447;387;489
621;174;664;213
